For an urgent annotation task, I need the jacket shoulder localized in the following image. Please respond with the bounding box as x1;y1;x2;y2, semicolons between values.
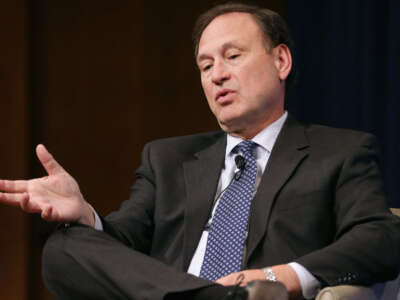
302;122;379;151
144;131;225;157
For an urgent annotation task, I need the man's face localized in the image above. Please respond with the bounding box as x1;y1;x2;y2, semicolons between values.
197;12;290;139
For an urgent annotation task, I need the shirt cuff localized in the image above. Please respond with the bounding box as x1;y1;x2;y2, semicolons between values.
93;209;104;231
288;262;320;299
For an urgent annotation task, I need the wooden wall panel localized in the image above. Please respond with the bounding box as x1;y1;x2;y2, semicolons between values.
0;1;29;300
32;1;218;216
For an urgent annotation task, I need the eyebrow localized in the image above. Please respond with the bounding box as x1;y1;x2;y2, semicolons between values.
197;41;245;64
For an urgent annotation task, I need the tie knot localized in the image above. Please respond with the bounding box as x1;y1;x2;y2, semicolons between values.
235;140;256;158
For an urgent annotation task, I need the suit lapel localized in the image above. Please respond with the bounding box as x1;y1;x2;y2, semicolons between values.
246;115;310;261
182;134;226;270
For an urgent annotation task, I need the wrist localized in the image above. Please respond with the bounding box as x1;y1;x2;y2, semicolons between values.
78;201;95;227
270;265;302;300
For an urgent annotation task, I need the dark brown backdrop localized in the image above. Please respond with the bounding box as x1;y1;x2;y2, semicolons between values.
0;1;284;299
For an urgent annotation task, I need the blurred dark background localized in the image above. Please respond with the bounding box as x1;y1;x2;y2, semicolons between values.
0;1;398;299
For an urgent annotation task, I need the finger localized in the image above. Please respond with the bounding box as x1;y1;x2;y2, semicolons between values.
0;179;28;193
235;273;246;285
0;180;28;193
36;144;66;176
0;192;29;207
41;205;53;221
216;275;233;286
20;194;41;213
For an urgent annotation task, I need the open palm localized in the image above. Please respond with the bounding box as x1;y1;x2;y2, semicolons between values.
0;145;91;224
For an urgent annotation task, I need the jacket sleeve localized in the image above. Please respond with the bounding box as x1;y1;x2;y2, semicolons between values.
295;134;400;287
101;142;156;254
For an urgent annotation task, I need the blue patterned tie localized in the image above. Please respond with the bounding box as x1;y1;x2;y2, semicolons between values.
200;141;257;281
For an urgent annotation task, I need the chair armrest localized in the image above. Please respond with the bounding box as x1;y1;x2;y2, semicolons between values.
316;285;377;300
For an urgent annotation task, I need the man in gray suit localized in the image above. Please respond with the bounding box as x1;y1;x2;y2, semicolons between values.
0;3;399;300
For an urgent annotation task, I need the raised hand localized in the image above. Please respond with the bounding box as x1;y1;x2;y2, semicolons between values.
0;144;94;226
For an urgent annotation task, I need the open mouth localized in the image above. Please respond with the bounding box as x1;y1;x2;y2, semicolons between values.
219;91;229;98
216;89;234;101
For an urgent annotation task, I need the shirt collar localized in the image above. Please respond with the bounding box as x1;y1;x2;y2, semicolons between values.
225;111;288;156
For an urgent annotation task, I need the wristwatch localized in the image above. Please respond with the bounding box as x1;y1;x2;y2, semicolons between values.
263;267;277;282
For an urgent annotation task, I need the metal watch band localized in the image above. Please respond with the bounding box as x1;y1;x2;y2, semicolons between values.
263;267;277;282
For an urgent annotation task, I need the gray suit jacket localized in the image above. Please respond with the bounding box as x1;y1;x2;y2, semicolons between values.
102;115;400;289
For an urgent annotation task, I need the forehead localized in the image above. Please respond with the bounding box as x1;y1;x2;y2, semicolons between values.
197;12;265;59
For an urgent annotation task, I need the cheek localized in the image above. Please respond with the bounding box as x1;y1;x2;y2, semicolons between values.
201;78;210;96
236;62;264;88
201;80;215;109
244;64;278;97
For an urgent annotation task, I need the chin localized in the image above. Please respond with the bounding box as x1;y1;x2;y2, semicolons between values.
216;111;242;126
217;119;242;134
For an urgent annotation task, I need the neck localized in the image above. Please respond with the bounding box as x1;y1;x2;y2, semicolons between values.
228;110;285;140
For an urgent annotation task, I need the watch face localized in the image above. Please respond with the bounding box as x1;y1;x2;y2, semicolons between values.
263;267;277;282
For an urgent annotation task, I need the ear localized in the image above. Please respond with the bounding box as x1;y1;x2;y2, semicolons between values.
273;44;292;81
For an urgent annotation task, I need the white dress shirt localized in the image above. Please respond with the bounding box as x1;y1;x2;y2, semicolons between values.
94;111;320;298
186;112;320;299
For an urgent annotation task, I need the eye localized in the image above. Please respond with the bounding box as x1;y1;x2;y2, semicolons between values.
229;54;240;60
202;64;212;72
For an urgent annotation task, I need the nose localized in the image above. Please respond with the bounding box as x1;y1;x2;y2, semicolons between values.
211;61;230;85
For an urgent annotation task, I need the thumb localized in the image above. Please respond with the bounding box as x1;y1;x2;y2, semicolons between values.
36;144;66;175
